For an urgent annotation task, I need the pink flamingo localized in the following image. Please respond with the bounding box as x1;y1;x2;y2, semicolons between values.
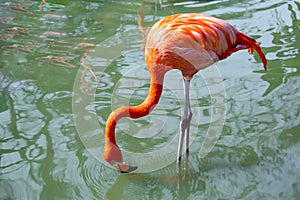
104;13;267;173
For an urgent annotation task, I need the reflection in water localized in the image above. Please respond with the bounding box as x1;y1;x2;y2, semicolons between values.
1;0;300;199
0;2;33;14
36;55;76;68
80;52;97;94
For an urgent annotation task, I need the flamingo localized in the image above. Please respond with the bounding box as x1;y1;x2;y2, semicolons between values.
103;13;267;173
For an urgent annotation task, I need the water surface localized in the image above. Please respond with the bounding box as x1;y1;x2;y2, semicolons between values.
1;0;300;199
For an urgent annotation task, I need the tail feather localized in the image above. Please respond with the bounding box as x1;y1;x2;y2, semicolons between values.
237;32;267;70
219;32;267;70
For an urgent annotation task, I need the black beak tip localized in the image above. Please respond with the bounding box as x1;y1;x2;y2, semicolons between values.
120;165;138;173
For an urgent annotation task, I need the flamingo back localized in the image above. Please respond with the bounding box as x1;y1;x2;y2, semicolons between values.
155;13;238;55
145;13;240;77
145;13;266;78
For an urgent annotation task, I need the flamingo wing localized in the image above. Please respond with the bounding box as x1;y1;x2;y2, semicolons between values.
145;13;267;75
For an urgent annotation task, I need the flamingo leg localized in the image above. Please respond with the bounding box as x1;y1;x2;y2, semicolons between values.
177;78;193;163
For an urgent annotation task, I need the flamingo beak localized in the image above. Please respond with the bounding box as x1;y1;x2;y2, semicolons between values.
112;161;137;173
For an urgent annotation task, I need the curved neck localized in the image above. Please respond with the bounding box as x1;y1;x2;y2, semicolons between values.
105;72;165;146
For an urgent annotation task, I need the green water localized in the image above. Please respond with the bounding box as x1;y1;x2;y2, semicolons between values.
1;0;300;199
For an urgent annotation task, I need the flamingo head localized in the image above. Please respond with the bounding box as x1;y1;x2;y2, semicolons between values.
104;142;137;173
